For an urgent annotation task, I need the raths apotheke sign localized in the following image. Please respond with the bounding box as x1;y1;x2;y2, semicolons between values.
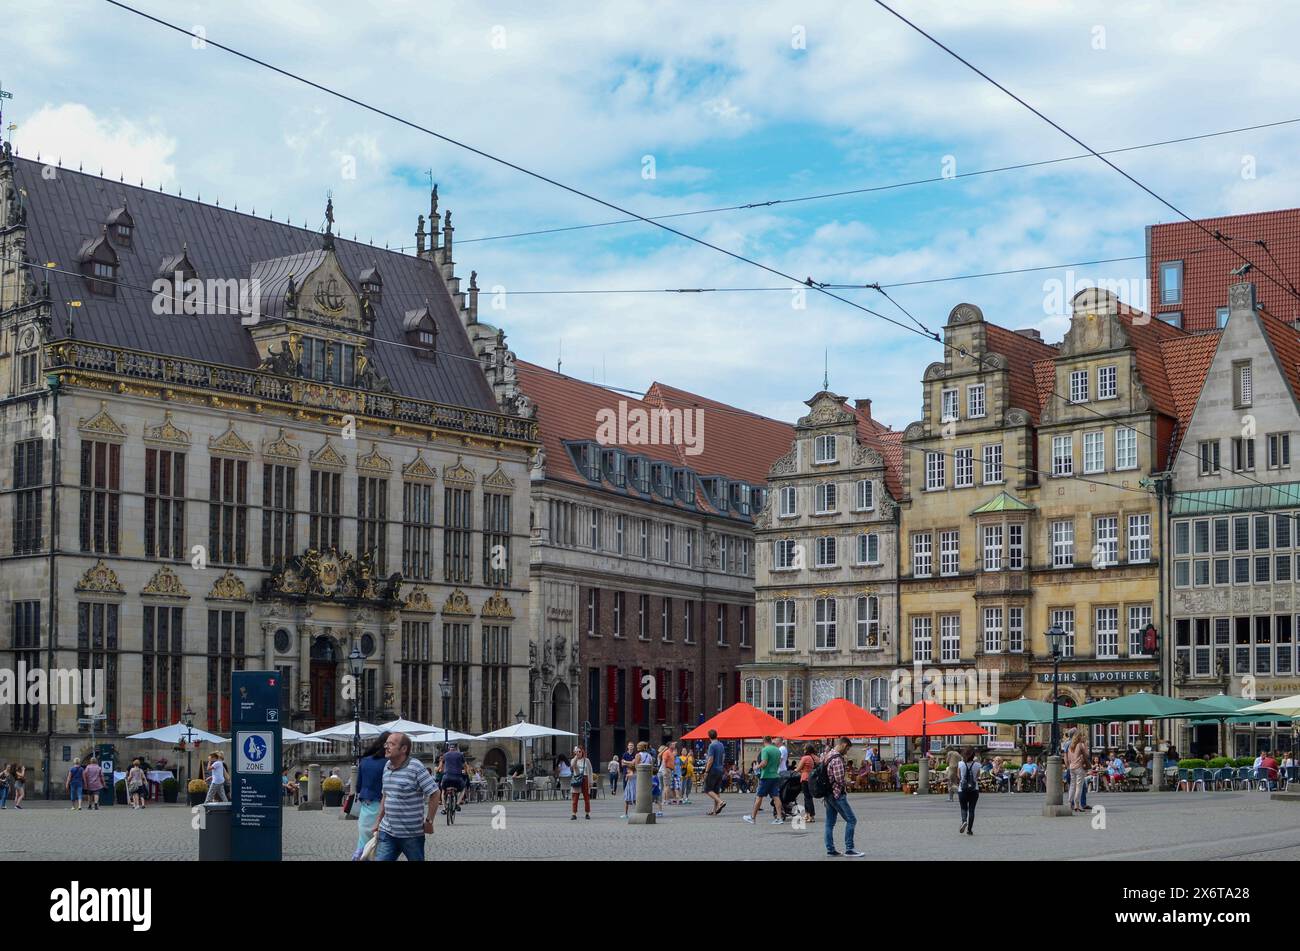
1035;670;1156;683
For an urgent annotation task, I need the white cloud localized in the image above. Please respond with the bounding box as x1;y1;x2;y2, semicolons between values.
15;103;176;186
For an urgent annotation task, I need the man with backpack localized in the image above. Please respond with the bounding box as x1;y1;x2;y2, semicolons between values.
815;738;863;857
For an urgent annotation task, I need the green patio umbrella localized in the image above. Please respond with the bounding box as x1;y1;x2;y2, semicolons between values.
938;698;1059;723
1066;690;1206;723
1183;693;1291;756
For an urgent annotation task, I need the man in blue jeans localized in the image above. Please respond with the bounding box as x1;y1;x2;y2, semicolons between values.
822;737;864;857
375;732;440;861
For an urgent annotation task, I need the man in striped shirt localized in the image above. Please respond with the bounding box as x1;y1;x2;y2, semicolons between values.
375;732;440;861
822;737;863;858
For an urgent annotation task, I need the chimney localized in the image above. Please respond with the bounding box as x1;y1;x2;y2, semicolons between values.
855;398;872;418
1013;328;1043;342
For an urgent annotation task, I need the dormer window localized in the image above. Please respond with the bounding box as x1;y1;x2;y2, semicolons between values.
571;442;599;481
652;463;673;497
78;228;119;296
602;449;625;486
673;469;692;503
628;456;650;493
106;204;135;248
359;266;383;304
403;306;437;356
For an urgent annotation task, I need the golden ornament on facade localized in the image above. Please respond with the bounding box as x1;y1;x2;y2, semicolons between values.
207;569;253;601
442;588;474;616
482;463;515;489
143;411;191;447
141;565;189;598
481;590;514;618
443;455;475;485
77;401;128;439
402;586;435;613
357;442;393;474
309;438;347;470
75;560;125;594
208;422;253;457
401;452;438;483
263;427;301;461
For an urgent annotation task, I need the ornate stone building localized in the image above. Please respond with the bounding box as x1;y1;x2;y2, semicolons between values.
1167;281;1300;756
0;144;537;789
744;391;903;726
899;291;1210;750
517;362;791;766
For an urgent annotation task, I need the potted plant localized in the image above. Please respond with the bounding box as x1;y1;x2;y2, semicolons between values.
161;778;179;803
322;775;344;808
900;763;919;793
1176;758;1207;770
187;778;207;806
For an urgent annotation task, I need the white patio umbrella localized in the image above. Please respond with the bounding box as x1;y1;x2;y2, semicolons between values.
127;721;227;744
1239;694;1300;717
302;721;385;742
282;727;331;745
378;718;442;735
410;727;478;744
477;721;577;781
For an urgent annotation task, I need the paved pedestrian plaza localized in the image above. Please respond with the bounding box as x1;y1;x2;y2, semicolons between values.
2;789;1298;860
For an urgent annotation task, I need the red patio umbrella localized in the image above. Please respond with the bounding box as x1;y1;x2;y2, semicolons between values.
682;702;788;740
784;698;890;740
877;701;988;738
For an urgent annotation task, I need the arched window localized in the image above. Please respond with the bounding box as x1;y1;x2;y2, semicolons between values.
845;677;865;707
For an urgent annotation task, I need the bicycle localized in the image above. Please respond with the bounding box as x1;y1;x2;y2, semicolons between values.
441;779;464;825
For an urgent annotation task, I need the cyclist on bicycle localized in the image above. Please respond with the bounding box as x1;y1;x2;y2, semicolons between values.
439;742;467;810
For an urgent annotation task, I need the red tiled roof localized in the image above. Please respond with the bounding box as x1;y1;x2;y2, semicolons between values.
1159;333;1220;455
1119;304;1189;423
984;324;1058;423
847;405;905;501
1255;308;1300;410
1032;359;1055;413
1148;209;1300;332
642;381;794;485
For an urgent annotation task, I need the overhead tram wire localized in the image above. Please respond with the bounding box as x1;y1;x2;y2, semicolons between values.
100;0;939;348
870;0;1300;313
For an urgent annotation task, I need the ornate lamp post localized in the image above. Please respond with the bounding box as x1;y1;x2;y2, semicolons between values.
439;677;453;758
182;705;196;788
515;707;527;778
348;645;364;761
1043;624;1070;816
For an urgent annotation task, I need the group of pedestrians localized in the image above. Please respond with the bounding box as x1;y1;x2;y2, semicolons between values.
0;763;21;809
64;758;106;809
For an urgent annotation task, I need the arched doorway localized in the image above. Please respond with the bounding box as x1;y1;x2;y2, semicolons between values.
550;682;572;760
310;636;338;728
483;747;508;780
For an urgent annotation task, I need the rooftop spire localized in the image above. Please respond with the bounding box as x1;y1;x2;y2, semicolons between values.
322;193;335;250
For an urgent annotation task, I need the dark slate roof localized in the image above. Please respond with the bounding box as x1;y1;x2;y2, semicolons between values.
14;158;497;411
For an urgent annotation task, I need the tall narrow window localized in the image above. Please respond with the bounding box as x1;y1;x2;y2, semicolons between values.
1070;369;1089;403
1095;607;1119;659
142;605;183;730
443;485;473;583
815;598;837;650
309;469;341;551
11;602;41;732
145;448;185;560
357;476;388;573
79;440;121;554
1008;607;1024;652
1097;365;1117;399
855;479;874;510
911;617;933;663
13;439;44;555
940;615;961;662
967;384;986;418
1083;431;1105;473
1128;514;1151;563
441;622;471;730
1008;523;1024;569
954;448;974;487
940;530;960;575
401;480;434;580
79;602;120;733
401;620;433;724
774;600;795;650
982;523;1003;571
262;464;296;567
925;452;945;490
1094;516;1118;567
912;532;933;577
205;609;244;733
1052;436;1074;476
856;596;879;648
1051;520;1074;568
481;625;510;732
209;457;248;565
1050;608;1075;657
484;492;512;586
983;607;1003;653
983;444;1003;484
1115;427;1138;470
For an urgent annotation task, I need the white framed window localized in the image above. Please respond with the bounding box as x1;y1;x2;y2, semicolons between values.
1128;605;1152;656
815;535;837;568
954;448;974;487
855;479;874;511
775;538;797;570
1052;435;1073;476
1094;516;1118;567
740;538;750;575
1237;362;1253;407
856;533;879;565
912;532;933;577
615;515;625;554
940;615;961;663
939;530;960;576
911;616;933;663
685;529;695;566
1116;427;1137;470
774;599;796;651
683;600;694;643
779;485;797;518
814;434;837;463
815;482;837;514
983;444;1003;484
1268;433;1292;469
941;388;959;423
1008;607;1024;652
639;518;649;558
1083;431;1105;473
983;607;1003;653
764;677;784;721
1097;365;1117;399
1070;369;1089;403
1008;523;1024;569
967;384;986;419
1233;437;1256;472
1128;514;1151;563
982;523;1003;571
856;596;879;649
1095;607;1119;659
925;451;945;490
1199;440;1221;475
589;508;602;549
663;523;673;562
1050;608;1075;657
815;598;838;650
1051;520;1074;567
845;677;865;706
1160;260;1182;304
719;535;730;572
744;677;761;708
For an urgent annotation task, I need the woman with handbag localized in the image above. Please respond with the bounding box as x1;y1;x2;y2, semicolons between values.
569;745;593;820
353;732;390;861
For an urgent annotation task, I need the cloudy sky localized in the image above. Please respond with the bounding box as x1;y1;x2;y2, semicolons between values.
8;1;1299;427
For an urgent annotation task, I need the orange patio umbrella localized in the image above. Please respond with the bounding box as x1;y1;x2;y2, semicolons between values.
682;702;788;741
877;700;988;738
784;698;890;740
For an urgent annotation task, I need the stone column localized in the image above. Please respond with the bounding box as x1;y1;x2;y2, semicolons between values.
627;761;656;825
1151;751;1166;792
299;625;311;715
344;764;359;821
1042;754;1072;816
299;762;323;811
918;757;930;795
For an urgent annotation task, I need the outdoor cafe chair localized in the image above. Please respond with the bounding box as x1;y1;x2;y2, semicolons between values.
1234;766;1254;790
1212;767;1235;790
1176;768;1191;791
1284;765;1300;792
1190;768;1209;791
1252;768;1275;792
1123;766;1146;791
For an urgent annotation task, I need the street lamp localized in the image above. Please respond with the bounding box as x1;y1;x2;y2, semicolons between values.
515;707;527;779
439;677;452;759
1046;624;1066;754
182;705;196;788
348;645;364;761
